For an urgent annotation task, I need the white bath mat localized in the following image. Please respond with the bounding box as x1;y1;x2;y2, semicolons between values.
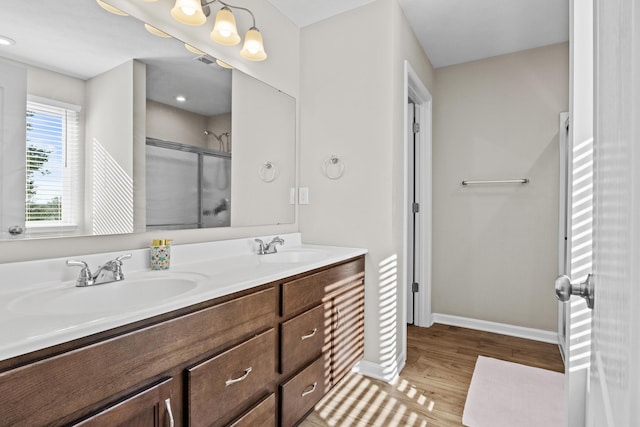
462;356;564;427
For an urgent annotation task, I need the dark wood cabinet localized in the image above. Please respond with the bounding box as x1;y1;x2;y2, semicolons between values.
187;329;276;426
278;256;365;425
0;255;365;427
228;394;276;427
73;378;174;427
279;357;326;427
330;281;365;385
280;304;325;376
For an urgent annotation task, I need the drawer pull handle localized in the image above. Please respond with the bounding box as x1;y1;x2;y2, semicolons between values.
301;381;317;397
225;367;253;386
301;328;318;340
165;398;175;427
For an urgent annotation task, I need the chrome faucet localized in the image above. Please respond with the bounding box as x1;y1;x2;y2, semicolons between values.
66;254;132;287
254;236;285;255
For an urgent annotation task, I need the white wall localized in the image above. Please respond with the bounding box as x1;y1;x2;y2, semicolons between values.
146;100;209;148
206;114;231;152
300;0;434;377
231;71;296;227
0;0;299;262
86;60;136;235
432;43;569;331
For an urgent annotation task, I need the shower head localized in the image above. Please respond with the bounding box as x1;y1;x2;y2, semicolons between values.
204;130;229;140
204;130;230;151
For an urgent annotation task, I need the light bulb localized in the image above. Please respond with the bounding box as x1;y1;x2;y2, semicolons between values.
210;7;241;46
171;0;206;25
240;27;267;61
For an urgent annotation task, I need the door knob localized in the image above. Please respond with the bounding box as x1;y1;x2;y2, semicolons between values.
555;274;594;309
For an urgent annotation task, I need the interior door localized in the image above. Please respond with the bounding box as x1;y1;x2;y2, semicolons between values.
406;99;419;324
587;0;640;424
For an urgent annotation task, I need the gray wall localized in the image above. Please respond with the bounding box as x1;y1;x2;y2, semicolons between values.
432;42;569;331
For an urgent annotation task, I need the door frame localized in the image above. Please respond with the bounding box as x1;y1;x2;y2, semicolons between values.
403;61;432;329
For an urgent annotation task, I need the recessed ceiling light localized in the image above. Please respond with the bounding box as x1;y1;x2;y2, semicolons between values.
176;95;187;102
0;36;16;46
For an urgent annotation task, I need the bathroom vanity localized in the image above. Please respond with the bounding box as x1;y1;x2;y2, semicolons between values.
0;235;366;426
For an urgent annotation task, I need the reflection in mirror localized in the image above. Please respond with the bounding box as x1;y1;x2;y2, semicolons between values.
0;0;296;241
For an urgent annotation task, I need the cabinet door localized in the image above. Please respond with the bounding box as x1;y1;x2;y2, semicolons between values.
332;281;365;385
73;378;174;427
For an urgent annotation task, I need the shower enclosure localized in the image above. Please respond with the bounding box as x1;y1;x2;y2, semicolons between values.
146;138;230;230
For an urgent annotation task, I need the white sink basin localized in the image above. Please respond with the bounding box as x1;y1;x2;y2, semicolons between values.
258;249;327;264
8;272;207;316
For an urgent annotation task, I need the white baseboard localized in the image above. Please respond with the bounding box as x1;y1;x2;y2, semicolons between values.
431;313;558;344
353;352;406;384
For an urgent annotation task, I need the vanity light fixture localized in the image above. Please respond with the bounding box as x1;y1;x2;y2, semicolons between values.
215;59;233;69
144;23;171;37
171;0;207;25
96;0;128;16
184;43;206;55
176;95;187;102
169;0;267;61
0;35;16;46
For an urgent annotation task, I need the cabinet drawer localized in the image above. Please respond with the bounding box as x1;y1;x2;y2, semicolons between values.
280;305;325;375
228;393;276;427
281;258;364;317
279;357;326;427
187;329;276;426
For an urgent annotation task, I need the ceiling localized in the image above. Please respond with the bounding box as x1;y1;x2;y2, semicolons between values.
0;0;231;116
267;0;569;68
0;0;570;111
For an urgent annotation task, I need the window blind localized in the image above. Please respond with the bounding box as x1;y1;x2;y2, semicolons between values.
25;101;80;227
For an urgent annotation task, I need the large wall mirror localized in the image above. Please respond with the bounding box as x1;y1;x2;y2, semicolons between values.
0;0;295;241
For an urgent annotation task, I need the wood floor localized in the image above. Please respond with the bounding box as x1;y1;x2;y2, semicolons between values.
299;323;564;427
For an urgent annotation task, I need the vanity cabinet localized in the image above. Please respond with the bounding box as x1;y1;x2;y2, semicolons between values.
187;329;276;426
74;378;174;427
0;255;365;427
330;281;365;385
278;257;365;425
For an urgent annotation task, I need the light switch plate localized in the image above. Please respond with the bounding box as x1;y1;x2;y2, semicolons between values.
299;187;309;205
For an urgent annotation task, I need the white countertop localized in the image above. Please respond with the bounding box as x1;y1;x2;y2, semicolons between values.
0;233;366;363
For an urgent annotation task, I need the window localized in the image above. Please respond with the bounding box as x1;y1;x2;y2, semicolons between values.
25;99;80;229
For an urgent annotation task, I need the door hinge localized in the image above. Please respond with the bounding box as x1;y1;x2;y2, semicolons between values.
412;203;420;213
412;282;419;293
412;123;420;133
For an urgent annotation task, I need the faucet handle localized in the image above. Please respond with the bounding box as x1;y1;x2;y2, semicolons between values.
66;260;93;286
254;239;265;255
110;253;131;281
114;253;132;264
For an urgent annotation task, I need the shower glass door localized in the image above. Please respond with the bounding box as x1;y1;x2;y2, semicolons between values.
146;139;231;230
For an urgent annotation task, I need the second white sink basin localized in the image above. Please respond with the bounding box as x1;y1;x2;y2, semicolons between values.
9;272;207;316
258;249;327;264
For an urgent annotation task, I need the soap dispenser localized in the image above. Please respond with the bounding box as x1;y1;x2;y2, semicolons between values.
150;239;172;270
